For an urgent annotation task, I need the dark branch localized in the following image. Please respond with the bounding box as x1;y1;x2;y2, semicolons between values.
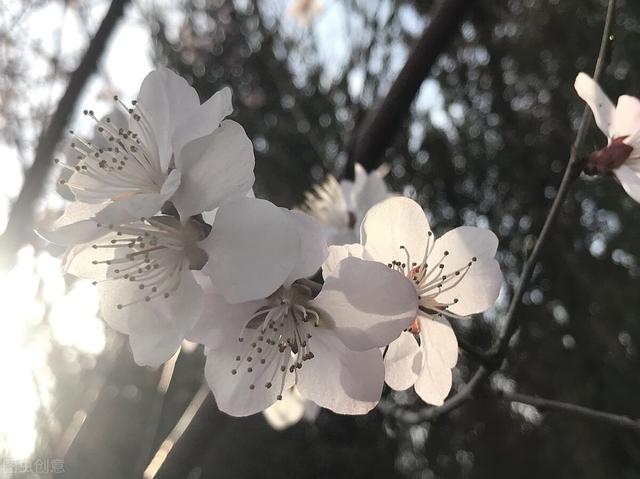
346;0;479;179
0;0;130;269
499;391;640;432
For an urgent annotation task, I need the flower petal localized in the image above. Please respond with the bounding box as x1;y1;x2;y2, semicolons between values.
384;332;422;391
94;192;169;226
204;338;295;417
428;226;501;316
413;316;458;406
262;387;307;430
38;201;109;245
296;327;384;415
284;210;328;284
172;87;233;162
361;196;431;266
172;120;255;219
574;72;615;138
310;257;417;351
614;164;640;203
321;243;366;278
204;198;300;303
612;95;640;139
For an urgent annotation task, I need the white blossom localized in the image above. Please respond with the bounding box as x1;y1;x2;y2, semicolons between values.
263;387;320;430
187;198;418;416
575;72;640;202
327;196;502;405
63;216;209;367
49;67;254;243
302;163;391;245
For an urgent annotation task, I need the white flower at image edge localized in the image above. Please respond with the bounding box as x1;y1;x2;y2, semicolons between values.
575;72;640;202
46;67;254;244
63;215;210;367
187;197;419;417
302;163;391;244
327;196;502;405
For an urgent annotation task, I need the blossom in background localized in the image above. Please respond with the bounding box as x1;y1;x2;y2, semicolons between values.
328;196;502;405
575;72;640;202
263;387;320;430
187;197;418;416
53;67;254;235
302;163;391;244
286;0;323;27
62;216;210;366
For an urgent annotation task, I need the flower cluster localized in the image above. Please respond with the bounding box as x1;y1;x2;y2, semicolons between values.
45;68;504;423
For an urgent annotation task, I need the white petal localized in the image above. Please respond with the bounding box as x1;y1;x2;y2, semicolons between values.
172;120;255;218
172;87;233;161
204;198;300;303
187;286;266;350
296;327;384;415
94;193;168;225
204;337;295;417
321;243;365;278
284;210;328;284
310;257;418;351
614;165;640;203
128;311;185;367
429;226;501;316
413;316;458;406
353;170;390;222
612;95;640;139
574;72;615;138
64;237;115;279
38;201;108;245
384;332;422;391
262;388;307;430
361;196;431;266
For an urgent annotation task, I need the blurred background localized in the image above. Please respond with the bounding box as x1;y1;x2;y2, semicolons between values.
0;0;639;477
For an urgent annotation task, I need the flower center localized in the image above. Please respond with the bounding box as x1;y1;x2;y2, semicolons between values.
89;216;207;310
57;98;164;201
230;284;320;399
387;232;476;315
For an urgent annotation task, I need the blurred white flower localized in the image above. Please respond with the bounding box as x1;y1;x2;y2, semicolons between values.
328;196;502;405
263;387;320;430
302;163;391;244
63;215;209;367
50;67;254;241
187;198;418;416
575;72;640;202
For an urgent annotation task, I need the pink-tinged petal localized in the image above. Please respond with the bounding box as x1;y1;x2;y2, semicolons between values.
612;95;640;139
172;120;255;219
321;243;366;278
262;387;307;430
284;210;328;284
614;165;640;203
296;327;384;415
574;72;615;138
384;332;422;391
204;339;295;417
204;198;300;303
186;285;266;350
414;316;458;406
361;196;431;266
172;87;233;162
310;257;417;351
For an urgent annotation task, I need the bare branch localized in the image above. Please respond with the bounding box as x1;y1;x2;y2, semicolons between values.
346;0;479;179
499;391;640;432
0;0;130;269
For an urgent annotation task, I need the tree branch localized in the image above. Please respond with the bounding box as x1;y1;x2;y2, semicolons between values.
0;0;130;269
392;0;617;423
499;391;640;432
346;0;479;179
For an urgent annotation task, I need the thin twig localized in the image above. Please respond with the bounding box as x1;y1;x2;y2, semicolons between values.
346;0;479;179
394;0;617;423
499;391;640;432
0;0;130;269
